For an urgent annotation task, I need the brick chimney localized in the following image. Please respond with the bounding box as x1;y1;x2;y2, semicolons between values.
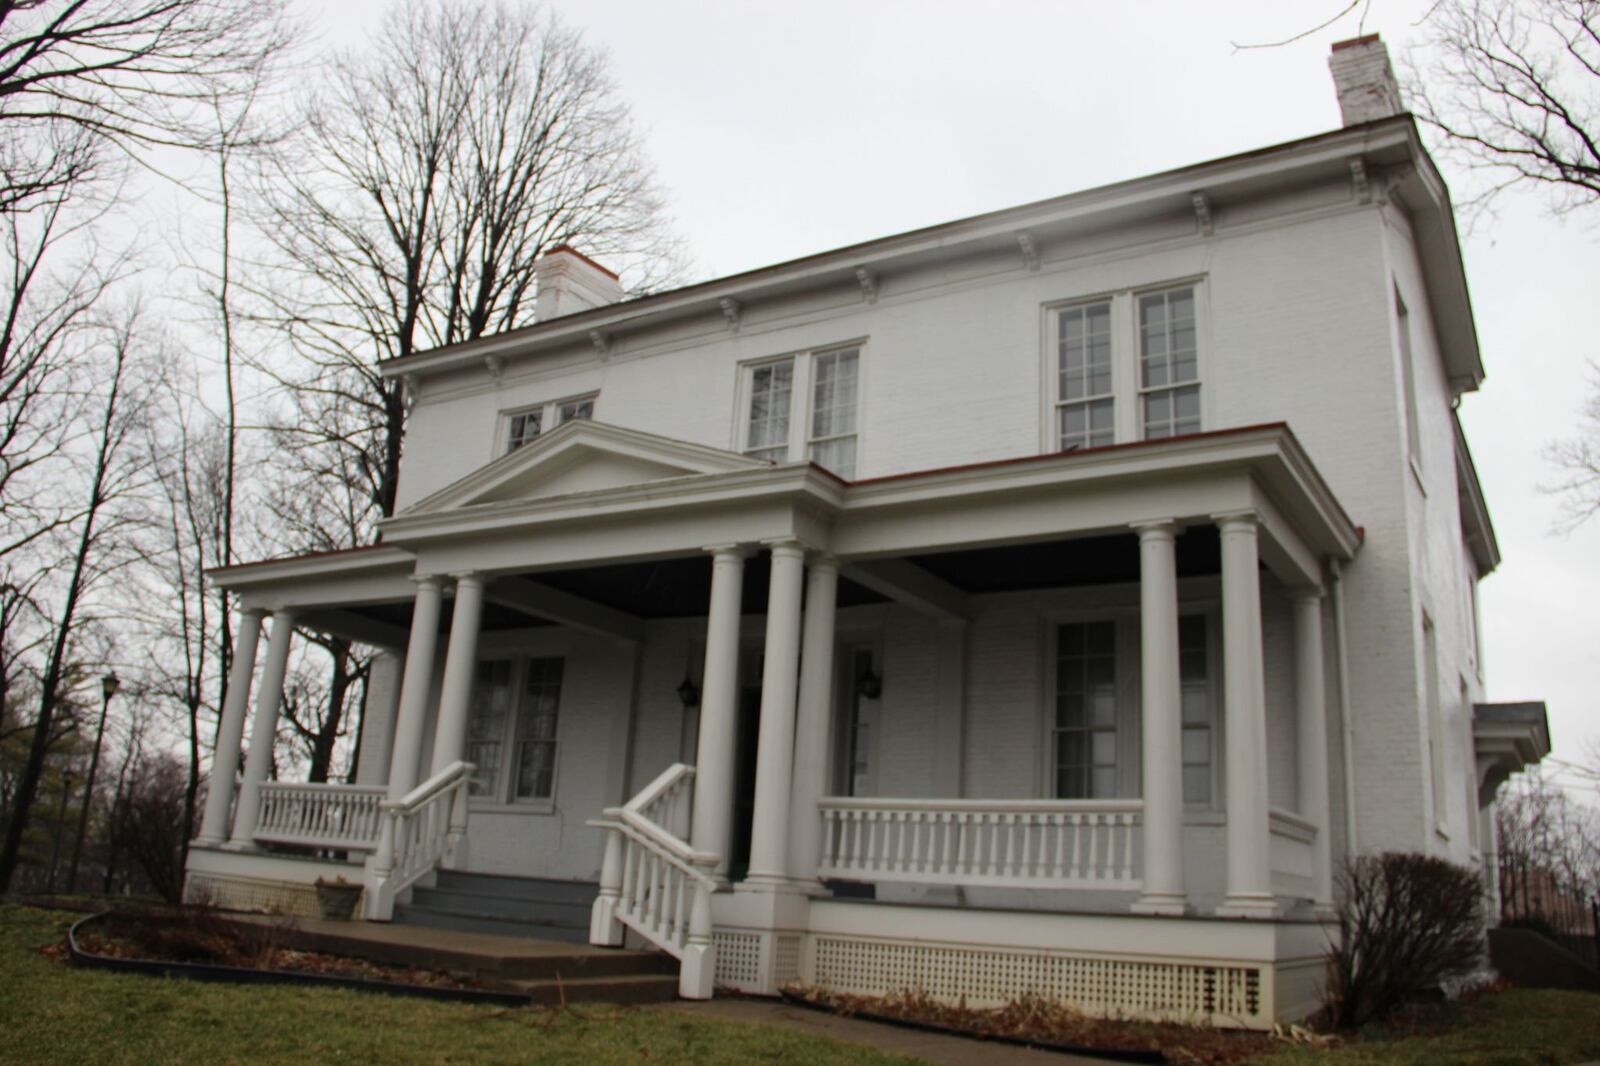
1329;34;1404;126
535;245;623;321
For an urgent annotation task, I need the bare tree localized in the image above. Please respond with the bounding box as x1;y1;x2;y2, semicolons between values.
1546;358;1600;528
1407;0;1600;214
0;0;292;209
249;0;684;524
0;306;148;893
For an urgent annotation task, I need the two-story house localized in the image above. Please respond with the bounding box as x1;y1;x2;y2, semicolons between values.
184;36;1549;1028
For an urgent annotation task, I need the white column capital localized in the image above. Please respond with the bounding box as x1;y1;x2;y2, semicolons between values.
412;573;445;590
1292;587;1327;606
239;605;269;622
760;538;808;561
704;543;754;562
1131;518;1181;540
1211;509;1260;533
806;551;840;573
449;570;485;588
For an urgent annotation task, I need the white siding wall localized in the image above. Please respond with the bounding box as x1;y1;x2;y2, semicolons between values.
400;176;1484;871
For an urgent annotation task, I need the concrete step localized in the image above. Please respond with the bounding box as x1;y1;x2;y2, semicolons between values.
392;901;591;943
409;886;593;923
503;973;679;1006
432;870;597;904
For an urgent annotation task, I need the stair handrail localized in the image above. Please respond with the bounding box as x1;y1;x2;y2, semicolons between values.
589;764;718;1000
623;762;696;839
362;761;474;921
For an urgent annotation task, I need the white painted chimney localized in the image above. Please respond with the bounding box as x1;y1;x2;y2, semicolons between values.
535;245;624;321
1329;34;1404;127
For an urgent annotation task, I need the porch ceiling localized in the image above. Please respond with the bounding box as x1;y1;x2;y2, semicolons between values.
530;554;887;618
910;527;1221;594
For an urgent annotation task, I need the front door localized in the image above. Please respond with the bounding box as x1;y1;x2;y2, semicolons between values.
727;649;763;882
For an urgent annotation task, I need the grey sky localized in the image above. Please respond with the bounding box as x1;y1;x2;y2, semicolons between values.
307;0;1599;782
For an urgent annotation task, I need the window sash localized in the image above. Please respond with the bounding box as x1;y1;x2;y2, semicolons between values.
808;348;859;477
506;410;542;452
1137;287;1201;440
1053;620;1118;799
464;656;565;804
1178;614;1212;804
558;396;595;424
1055;301;1115;451
745;359;794;460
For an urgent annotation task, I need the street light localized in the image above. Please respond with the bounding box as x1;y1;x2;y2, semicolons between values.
66;672;119;895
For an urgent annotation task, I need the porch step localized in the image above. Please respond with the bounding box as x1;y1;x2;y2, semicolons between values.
395;871;598;944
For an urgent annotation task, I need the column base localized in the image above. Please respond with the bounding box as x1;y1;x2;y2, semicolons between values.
1130;892;1191;916
1215;893;1281;919
735;872;808;895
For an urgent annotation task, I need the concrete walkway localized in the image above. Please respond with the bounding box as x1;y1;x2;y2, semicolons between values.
672;999;1109;1065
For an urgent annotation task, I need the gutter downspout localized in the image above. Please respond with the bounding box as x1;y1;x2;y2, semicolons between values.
1330;559;1360;855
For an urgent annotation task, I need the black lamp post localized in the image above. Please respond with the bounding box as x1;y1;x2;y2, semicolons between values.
66;672;119;894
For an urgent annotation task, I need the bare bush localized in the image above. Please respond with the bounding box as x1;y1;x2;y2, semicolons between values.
1328;852;1486;1028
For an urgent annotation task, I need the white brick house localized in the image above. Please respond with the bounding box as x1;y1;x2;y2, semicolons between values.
184;36;1548;1028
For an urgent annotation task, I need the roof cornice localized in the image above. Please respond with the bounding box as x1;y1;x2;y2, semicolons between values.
380;117;1434;382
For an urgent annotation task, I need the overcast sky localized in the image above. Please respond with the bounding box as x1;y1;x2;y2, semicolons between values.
306;0;1599;782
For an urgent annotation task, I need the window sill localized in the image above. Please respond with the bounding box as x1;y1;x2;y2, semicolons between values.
469;801;558;817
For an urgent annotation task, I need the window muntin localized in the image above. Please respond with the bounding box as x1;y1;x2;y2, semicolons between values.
466;659;515;798
1138;287;1200;440
1178;614;1212;804
744;359;793;462
502;393;597;455
809;347;860;478
1056;301;1115;451
513;658;563;800
1054;620;1118;799
464;656;565;804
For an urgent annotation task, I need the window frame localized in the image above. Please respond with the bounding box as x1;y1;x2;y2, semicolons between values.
1039;597;1222;811
496;391;600;457
1041;279;1209;454
1395;284;1424;484
464;653;568;812
734;341;867;478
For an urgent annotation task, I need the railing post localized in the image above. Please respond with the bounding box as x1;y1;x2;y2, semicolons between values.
364;810;398;920
444;776;470;870
679;875;716;1000
589;826;627;947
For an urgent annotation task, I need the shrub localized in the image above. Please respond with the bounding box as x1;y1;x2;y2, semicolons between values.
1327;851;1485;1028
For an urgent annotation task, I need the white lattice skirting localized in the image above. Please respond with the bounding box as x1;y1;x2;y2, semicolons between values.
809;935;1265;1025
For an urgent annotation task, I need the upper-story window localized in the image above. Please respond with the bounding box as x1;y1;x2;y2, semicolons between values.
502;391;598;454
1396;286;1423;473
1050;283;1203;452
740;345;861;478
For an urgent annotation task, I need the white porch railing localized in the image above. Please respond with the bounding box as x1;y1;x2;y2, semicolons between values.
252;781;386;850
362;761;473;921
817;797;1144;890
589;763;718;999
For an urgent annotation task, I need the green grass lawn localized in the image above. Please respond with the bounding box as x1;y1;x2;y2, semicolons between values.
0;905;916;1065
1251;986;1600;1066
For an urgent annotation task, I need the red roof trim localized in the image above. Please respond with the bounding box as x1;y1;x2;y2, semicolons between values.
1331;33;1381;51
543;244;620;281
842;423;1293;488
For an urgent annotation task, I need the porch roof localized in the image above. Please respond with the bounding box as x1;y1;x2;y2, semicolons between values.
213;421;1361;626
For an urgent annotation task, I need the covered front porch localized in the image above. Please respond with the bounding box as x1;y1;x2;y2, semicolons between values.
187;419;1360;1026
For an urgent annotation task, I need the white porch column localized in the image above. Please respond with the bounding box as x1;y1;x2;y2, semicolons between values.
229;609;297;845
1215;511;1277;917
354;651;404;787
691;545;749;874
386;575;445;799
1133;521;1187;915
431;572;486;775
742;541;807;889
787;554;839;887
195;608;266;845
1294;590;1335;910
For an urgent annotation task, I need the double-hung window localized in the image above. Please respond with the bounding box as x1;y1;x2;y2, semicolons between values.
501;392;598;455
1056;302;1115;450
740;345;861;478
1178;614;1213;804
1138;288;1201;439
1049;283;1203;451
465;656;565;804
1053;620;1118;799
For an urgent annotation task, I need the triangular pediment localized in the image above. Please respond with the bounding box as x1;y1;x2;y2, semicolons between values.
402;420;769;514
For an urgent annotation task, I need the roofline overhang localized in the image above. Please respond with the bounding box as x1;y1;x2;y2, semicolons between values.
1473;701;1552;802
208;544;416;592
377;116;1481;393
1454;413;1501;575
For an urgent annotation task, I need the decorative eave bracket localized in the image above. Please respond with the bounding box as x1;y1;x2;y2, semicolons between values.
719;297;741;333
1191;192;1213;237
589;330;610;358
401;373;420;414
1016;231;1040;272
855;267;879;304
1349;159;1371;204
484;354;505;383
